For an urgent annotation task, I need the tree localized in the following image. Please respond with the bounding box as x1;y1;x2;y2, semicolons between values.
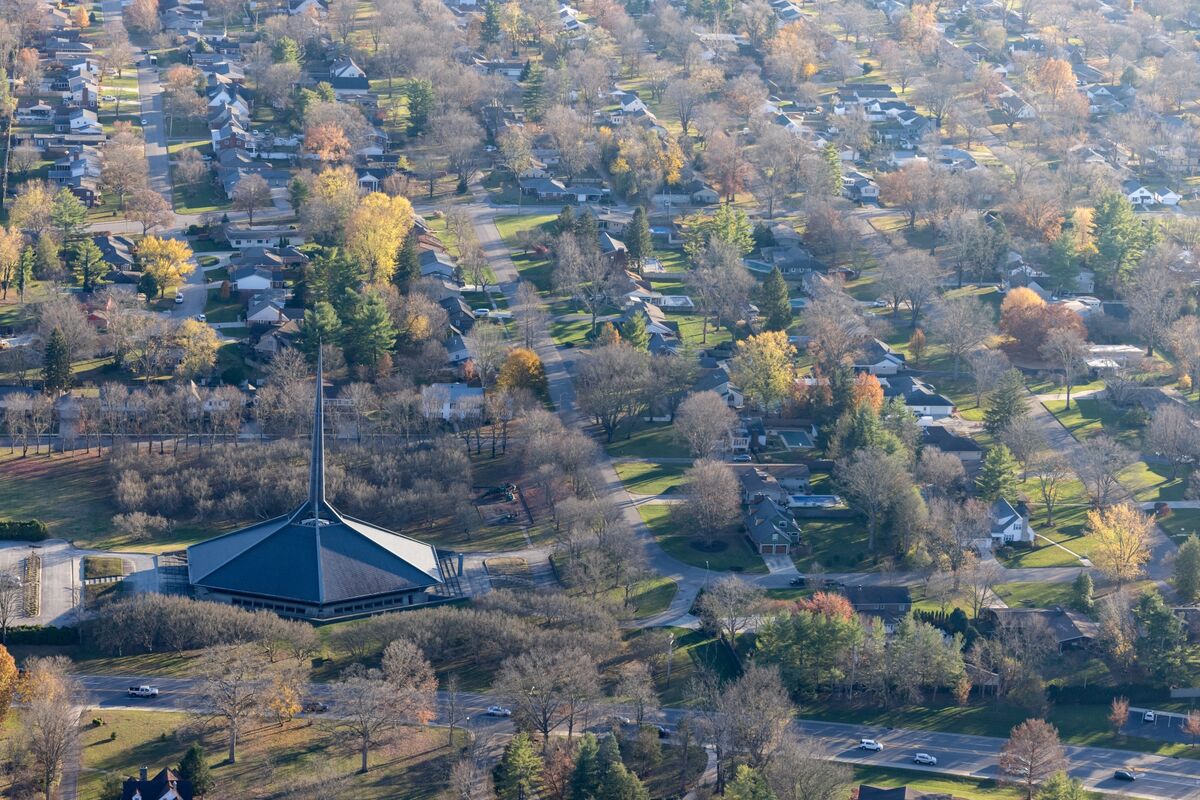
984;369;1029;436
0;644;15;718
726;766;773;800
625;207;652;273
619;313;649;350
765;739;852;800
231;174;271;226
0;225;24;300
731;331;795;413
835;446;913;551
684;203;755;261
176;744;215;797
553;235;623;335
14;246;33;303
1134;590;1191;685
496;347;547;402
722;664;794;768
175;147;207;186
343;290;396;371
19;657;81;800
494;733;544;799
570;734;602;799
1071;571;1093;613
977;444;1019;501
138;236;193;296
346;192;415;284
100;129;149;209
405;79;434;136
1036;772;1087;800
675;391;737;458
1145;404;1200;479
1000;719;1066;800
1075;435;1134;509
616;662;659;726
328;669;406;773
1123;261;1184;358
1168;316;1200;393
1108;696;1129;735
196;646;270;764
41;328;71;395
673;458;740;547
175;319;219;379
760;266;792;332
1175;535;1200;604
1030;451;1069;526
50;188;86;243
574;343;650;442
126;189;173;236
927;295;995;377
1045;230;1080;295
1091;191;1155;288
697;575;763;644
1088;503;1152;586
0;572;22;644
1039;327;1089;410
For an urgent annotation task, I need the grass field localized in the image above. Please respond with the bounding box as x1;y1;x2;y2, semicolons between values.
605;424;691;459
792;519;873;572
78;710;466;800
637;504;767;574
82;556;126;579
851;766;1103;800
993;581;1075;608
493;212;558;244
613;461;687;495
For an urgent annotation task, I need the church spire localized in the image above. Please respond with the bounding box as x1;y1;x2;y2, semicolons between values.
309;348;326;511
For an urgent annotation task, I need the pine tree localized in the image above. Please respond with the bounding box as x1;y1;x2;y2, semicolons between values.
344;291;396;370
1071;570;1094;613
274;36;301;64
1174;535;1200;604
1045;229;1079;295
760;266;792;331
522;61;546;120
70;239;104;292
14;246;34;303
569;734;602;800
821;142;842;195
481;1;502;44
42;327;71;395
556;205;576;235
299;301;342;360
405;79;435;136
598;761;650;800
625;207;652;274
395;228;420;289
976;444;1019;501
51;188;87;243
619;313;649;350
177;744;215;797
983;369;1029;436
494;732;543;800
1091;191;1156;289
725;765;773;800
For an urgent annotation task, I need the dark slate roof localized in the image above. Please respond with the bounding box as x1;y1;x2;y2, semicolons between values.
187;354;443;606
858;787;913;800
922;425;982;453
122;768;193;800
843;585;911;606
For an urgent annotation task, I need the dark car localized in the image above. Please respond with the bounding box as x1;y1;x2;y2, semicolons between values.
789;576;807;587
303;701;329;713
1114;770;1136;781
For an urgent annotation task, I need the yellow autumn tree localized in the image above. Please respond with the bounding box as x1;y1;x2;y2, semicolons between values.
1087;503;1152;586
731;330;797;413
497;347;548;398
346;192;415;285
174;319;219;379
138;235;193;296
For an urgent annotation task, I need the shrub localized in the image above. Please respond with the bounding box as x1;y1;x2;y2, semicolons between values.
0;520;49;541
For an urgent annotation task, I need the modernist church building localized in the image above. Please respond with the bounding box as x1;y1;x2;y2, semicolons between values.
187;356;446;620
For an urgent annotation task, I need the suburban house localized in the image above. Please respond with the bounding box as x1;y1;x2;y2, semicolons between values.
881;375;955;419
921;425;983;462
739;467;790;505
989;498;1034;545
518;177;606;203
230;265;274;294
246;294;299;326
774;465;812;494
842;585;913;619
420;383;484;421
985;607;1099;651
223;225;307;249
121;767;193;800
693;368;743;409
855;339;906;375
744;496;803;555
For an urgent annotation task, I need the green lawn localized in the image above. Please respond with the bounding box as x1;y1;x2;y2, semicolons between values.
605;424;691;459
1119;460;1190;502
493;212;558;245
171;172;225;214
205;291;243;323
82;556;126;579
613;462;687;495
851;766;1102;800
792;519;873;572
1043;397;1142;446
633;626;742;706
1161;509;1200;541
512;253;553;293
997;538;1082;568
993;581;1075;608
638;504;767;574
605;575;678;619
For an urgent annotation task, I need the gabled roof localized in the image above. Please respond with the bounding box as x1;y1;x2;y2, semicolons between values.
188;354;443;606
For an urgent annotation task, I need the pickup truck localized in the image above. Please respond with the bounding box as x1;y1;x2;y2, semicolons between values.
128;685;159;698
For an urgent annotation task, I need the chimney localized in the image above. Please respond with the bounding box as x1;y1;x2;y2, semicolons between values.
139;766;148;782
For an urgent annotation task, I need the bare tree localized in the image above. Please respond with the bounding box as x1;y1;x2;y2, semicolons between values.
231;174;272;225
552;235;623;334
1029;451;1070;526
695;575;763;644
18;657;82;800
672;458;741;548
765;738;853;800
512;281;548;349
1039;326;1090;409
674;390;737;458
999;718;1066;800
327;668;409;773
495;646;599;749
574;343;651;442
0;569;22;642
835;447;913;551
721;664;793;768
1146;404;1200;479
927;295;996;377
1074;435;1134;508
196;645;270;764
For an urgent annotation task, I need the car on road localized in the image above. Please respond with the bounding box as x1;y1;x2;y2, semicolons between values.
101;94;117;102
473;308;492;318
174;293;184;304
859;739;883;751
913;753;937;766
302;701;328;713
1143;710;1156;722
789;576;807;587
140;118;148;125
1114;770;1137;781
486;706;512;717
127;685;159;698
731;454;753;463
195;314;206;323
609;715;633;726
652;725;671;739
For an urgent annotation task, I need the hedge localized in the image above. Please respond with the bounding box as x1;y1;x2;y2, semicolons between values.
6;625;77;645
0;520;49;541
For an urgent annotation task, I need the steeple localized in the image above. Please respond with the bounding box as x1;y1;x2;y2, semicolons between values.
308;348;326;513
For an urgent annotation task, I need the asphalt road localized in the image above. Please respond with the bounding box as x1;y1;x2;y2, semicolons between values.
78;675;1195;799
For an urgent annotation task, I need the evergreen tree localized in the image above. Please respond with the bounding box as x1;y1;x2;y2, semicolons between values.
619;313;649;350
395;228;420;289
273;36;301;64
1071;570;1094;613
494;732;543;800
137;270;159;302
821;142;842;196
683;203;754;262
597;761;649;800
569;733;602;800
760;266;792;331
522;62;545;120
299;301;342;361
481;1;502;44
41;328;71;395
556;205;576;235
1045;229;1079;295
1091;191;1157;288
177;744;215;797
983;369;1029;436
976;444;1019;501
1134;591;1190;685
343;290;396;370
625;207;652;273
1036;771;1087;800
70;239;105;292
573;211;599;246
51;188;87;242
725;765;773;800
14;246;34;303
405;79;435;136
1174;535;1200;604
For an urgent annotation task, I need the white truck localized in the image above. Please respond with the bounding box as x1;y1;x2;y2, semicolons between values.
127;685;159;698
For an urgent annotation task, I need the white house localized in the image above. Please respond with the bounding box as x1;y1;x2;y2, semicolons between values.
855;339;906;375
420;383;484;421
230;265;273;293
988;498;1034;545
330;57;366;80
694;368;744;409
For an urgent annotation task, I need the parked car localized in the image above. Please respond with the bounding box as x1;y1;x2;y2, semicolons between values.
486;706;512;717
913;753;937;766
653;725;671;739
1114;770;1136;781
473;308;491;318
859;739;882;751
195;314;206;323
609;715;633;726
789;576;807;587
101;94;117;102
302;701;328;713
1143;710;1156;723
731;454;753;463
174;293;184;304
140;118;148;125
127;685;159;698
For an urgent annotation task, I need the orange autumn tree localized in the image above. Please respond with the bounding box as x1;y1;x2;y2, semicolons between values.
851;372;884;414
497;347;548;399
1000;286;1085;358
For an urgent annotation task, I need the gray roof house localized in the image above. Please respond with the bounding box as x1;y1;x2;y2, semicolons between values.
744;496;802;555
187;355;445;620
